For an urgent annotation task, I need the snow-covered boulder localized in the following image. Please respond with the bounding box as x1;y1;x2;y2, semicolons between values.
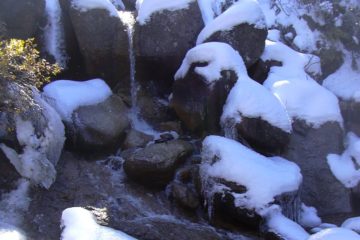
123;140;193;187
171;42;240;134
43;79;130;151
134;0;204;88
342;217;360;234
196;0;267;67
0;0;45;39
0;83;65;189
200;136;302;229
308;228;360;240
62;0;130;89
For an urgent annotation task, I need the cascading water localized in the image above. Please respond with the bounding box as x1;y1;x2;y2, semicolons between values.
44;0;67;68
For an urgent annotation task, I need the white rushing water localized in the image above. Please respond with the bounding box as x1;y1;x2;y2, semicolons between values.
45;0;67;68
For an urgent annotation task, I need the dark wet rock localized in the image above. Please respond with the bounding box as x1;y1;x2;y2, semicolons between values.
171;64;237;135
23;151;258;240
122;129;153;149
340;100;360;136
0;0;45;39
67;95;130;152
0;150;21;193
123;140;193;187
248;60;282;85
318;47;344;80
284;120;351;216
65;2;130;89
168;182;200;209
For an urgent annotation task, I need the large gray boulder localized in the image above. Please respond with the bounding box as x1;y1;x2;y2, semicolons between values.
123;140;193;187
0;83;65;189
284;120;352;216
0;0;45;39
67;95;130;151
340;100;360;136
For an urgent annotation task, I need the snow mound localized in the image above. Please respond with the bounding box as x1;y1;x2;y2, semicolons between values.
136;0;195;25
308;228;360;240
61;207;137;240
197;0;266;45
201;136;302;211
323;53;360;102
299;204;321;229
222;77;292;133
327;132;360;188
342;217;360;234
43;79;112;122
71;0;118;17
175;42;246;83
266;208;309;240
262;40;342;127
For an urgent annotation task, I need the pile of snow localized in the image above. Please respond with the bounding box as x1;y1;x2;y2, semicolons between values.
71;0;118;17
45;0;67;68
323;53;360;102
342;217;360;234
43;79;112;122
61;207;137;240
308;228;360;240
196;0;266;45
201;136;302;212
0;92;65;189
299;204;322;229
265;208;310;240
262;40;343;127
136;0;195;25
327;132;360;188
175;42;246;82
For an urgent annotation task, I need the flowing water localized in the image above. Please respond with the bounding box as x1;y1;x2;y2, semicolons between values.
44;0;67;68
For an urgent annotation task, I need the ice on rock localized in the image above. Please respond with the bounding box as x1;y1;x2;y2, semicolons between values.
308;228;360;240
42;79;112;122
327;132;360;188
71;0;119;17
299;204;322;229
262;40;343;128
201;136;302;212
196;0;266;45
61;207;137;240
136;0;195;25
323;53;360;102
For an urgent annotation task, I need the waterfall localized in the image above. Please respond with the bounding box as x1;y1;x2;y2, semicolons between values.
44;0;67;68
118;11;157;136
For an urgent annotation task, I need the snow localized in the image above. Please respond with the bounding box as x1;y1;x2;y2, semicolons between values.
110;0;125;10
342;217;360;234
45;0;67;68
308;228;360;240
71;0;118;17
299;204;322;229
42;79;112;122
61;207;137;240
262;40;343;127
0;91;65;189
323;53;360;102
222;77;292;134
265;208;309;240
196;0;266;45
327;132;360;188
201;135;302;212
175;42;246;82
197;0;228;25
136;0;195;25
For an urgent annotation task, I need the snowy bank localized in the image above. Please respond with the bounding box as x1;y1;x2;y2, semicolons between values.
42;79;112;122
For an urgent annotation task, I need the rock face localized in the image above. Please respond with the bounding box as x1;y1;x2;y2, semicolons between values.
122;129;154;149
67;95;130;151
340;100;360;136
0;83;65;189
171;64;237;135
0;0;45;39
123;140;193;187
64;1;130;89
284;120;352;216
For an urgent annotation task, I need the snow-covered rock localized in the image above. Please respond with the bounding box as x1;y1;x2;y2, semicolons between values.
298;204;321;229
61;207;137;240
308;228;360;240
171;42;238;134
0;84;65;189
71;0;118;17
197;0;267;67
200;136;302;228
342;217;360;234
